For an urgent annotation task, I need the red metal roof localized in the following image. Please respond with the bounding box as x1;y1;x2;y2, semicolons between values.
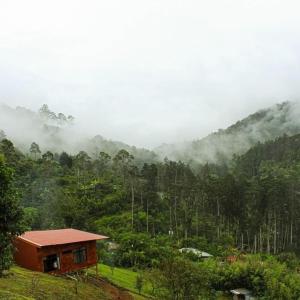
18;229;108;247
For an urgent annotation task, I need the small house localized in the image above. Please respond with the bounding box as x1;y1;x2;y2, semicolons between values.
230;288;254;300
179;247;213;258
14;229;108;274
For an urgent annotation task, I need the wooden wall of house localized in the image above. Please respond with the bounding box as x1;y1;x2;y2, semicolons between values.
38;240;97;274
13;239;41;271
14;239;98;274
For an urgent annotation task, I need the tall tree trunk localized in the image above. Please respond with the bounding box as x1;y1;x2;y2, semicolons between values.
283;224;288;250
241;233;244;251
131;184;135;230
184;205;188;240
169;201;173;234
217;198;220;239
196;206;199;237
267;230;270;254
146;197;149;233
273;213;277;254
290;221;293;245
259;227;263;252
174;196;179;240
246;230;250;250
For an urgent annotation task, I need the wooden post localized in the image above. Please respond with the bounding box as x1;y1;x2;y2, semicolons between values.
96;251;99;277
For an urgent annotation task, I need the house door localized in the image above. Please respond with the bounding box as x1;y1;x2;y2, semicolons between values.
43;254;59;272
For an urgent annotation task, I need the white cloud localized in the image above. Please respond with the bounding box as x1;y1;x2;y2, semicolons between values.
0;0;300;147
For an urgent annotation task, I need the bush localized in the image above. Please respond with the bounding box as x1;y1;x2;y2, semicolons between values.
205;254;300;299
149;256;210;300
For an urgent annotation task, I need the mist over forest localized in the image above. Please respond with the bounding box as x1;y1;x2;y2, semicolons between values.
2;1;300;299
0;103;157;166
1;101;300;166
2;99;300;299
155;101;300;164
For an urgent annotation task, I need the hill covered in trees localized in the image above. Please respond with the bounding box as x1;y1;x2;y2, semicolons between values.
1;130;300;255
2;101;300;168
0;104;157;166
155;101;300;164
2;103;300;298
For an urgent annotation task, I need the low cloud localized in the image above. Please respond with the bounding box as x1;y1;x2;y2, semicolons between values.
0;1;300;147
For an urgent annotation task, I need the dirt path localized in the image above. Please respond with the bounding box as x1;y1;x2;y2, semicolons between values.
88;275;134;300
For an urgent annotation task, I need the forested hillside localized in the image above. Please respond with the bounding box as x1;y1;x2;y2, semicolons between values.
2;111;300;298
1;131;300;257
2;102;300;168
0;104;157;166
155;102;300;164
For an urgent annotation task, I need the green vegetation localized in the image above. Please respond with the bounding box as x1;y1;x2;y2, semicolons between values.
90;264;152;299
0;266;108;300
0;154;24;275
1;103;300;298
96;253;300;299
206;254;300;299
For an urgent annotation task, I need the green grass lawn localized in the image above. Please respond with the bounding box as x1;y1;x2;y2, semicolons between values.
89;264;153;300
91;264;231;300
0;266;109;300
90;264;232;300
1;265;229;300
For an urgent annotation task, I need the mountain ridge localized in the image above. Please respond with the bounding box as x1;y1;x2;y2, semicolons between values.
1;101;300;165
155;101;300;164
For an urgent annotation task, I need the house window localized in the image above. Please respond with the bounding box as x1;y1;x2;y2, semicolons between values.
73;247;87;264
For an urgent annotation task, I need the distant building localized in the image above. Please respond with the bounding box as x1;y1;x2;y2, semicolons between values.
226;255;238;263
179;247;213;258
14;229;108;274
107;241;120;251
230;288;255;300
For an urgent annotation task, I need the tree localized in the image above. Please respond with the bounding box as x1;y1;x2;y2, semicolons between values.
42;151;54;161
0;139;21;167
67;115;75;124
57;113;67;125
113;149;134;183
59;152;73;168
113;150;137;229
150;256;209;300
29;142;41;160
0;155;24;274
74;151;91;184
99;152;111;169
38;104;50;116
38;104;56;120
0;130;6;141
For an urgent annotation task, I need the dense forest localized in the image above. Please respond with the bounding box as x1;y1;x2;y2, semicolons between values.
1;130;300;257
2;103;300;299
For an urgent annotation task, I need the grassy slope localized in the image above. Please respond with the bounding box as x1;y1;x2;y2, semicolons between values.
89;264;152;300
93;264;230;300
0;266;109;300
0;264;228;300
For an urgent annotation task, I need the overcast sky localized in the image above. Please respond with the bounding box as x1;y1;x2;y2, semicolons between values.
0;0;300;148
